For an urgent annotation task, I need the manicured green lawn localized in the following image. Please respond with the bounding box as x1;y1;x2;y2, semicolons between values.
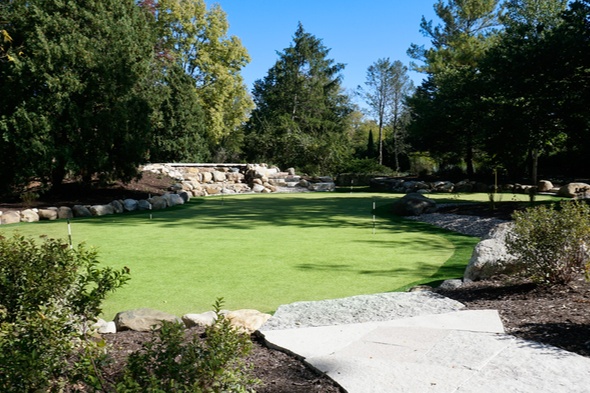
1;192;559;319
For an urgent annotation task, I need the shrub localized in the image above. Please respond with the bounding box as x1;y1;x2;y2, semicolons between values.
117;299;258;392
507;201;590;284
0;233;130;391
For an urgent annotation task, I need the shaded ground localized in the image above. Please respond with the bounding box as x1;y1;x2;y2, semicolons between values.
3;177;589;391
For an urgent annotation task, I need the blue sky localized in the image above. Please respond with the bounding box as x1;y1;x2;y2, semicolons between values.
212;1;440;105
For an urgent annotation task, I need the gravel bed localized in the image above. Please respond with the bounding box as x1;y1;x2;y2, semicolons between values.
261;292;465;330
403;210;508;238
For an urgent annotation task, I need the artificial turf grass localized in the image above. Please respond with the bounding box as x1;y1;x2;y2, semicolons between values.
2;192;559;319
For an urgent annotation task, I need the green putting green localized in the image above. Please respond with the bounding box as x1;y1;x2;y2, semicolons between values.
2;192;554;319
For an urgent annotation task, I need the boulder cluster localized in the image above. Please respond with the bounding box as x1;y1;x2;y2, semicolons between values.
94;307;272;335
143;163;336;196
0;163;338;224
371;177;590;198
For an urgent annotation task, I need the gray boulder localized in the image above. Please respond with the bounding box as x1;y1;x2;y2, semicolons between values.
167;193;184;207
137;200;151;210
72;205;92;217
308;182;336;192
57;206;74;219
464;222;521;281
177;191;191;203
114;308;181;332
148;196;167;210
391;193;437;216
109;200;124;214
38;208;58;221
123;199;139;212
90;204;115;216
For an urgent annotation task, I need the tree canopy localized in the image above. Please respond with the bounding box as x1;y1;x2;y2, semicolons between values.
244;23;353;174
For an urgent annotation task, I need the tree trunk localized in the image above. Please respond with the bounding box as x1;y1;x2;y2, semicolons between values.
531;148;539;185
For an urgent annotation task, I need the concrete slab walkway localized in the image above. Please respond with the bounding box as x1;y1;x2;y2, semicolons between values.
259;295;590;393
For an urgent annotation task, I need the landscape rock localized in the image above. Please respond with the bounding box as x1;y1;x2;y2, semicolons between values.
38;208;58;221
114;308;181;332
90;204;115;216
558;182;590;198
123;199;139;212
177;191;191;203
182;311;218;328
538;180;553;192
1;211;21;224
148;196;167;210
20;209;39;222
109;200;124;214
252;184;265;193
308;182;335;192
226;309;272;333
137;200;151;210
391;193;437;216
72;205;92;217
464;222;520;281
94;318;117;334
167;193;184;207
57;206;74;219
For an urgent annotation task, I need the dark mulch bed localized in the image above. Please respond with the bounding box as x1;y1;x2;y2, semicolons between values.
3;177;589;391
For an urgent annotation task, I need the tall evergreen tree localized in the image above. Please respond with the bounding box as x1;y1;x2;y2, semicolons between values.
407;0;500;176
479;0;569;182
244;23;353;174
0;0;156;193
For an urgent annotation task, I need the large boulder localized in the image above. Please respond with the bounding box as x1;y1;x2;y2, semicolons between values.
72;205;92;217
114;308;181;332
537;180;554;193
20;209;39;222
137;200;151;210
182;311;218;328
226;309;272;333
464;222;521;281
90;204;115;216
1;211;21;224
558;182;590;198
57;206;74;219
109;200;124;214
391;193;437;216
148;196;167;210
123;199;139;212
38;208;58;221
167;193;184;207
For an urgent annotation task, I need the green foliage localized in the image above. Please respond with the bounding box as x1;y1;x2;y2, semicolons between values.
244;23;354;174
338;158;392;175
507;201;590;284
0;233;130;392
0;0;156;193
117;299;257;392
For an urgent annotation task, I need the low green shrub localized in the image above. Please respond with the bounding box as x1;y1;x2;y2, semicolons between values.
0;233;130;391
507;201;590;284
117;299;258;392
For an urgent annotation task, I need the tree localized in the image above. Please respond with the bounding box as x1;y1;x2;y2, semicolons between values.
479;0;570;182
154;0;253;160
244;23;353;174
0;0;156;193
358;59;413;166
407;0;500;177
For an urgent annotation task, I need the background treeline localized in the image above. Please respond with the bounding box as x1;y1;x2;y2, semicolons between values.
1;0;589;197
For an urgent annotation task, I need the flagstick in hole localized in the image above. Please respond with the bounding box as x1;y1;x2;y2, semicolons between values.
67;219;73;249
372;200;376;235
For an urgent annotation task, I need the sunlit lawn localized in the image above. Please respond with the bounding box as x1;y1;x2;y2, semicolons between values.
1;191;560;319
